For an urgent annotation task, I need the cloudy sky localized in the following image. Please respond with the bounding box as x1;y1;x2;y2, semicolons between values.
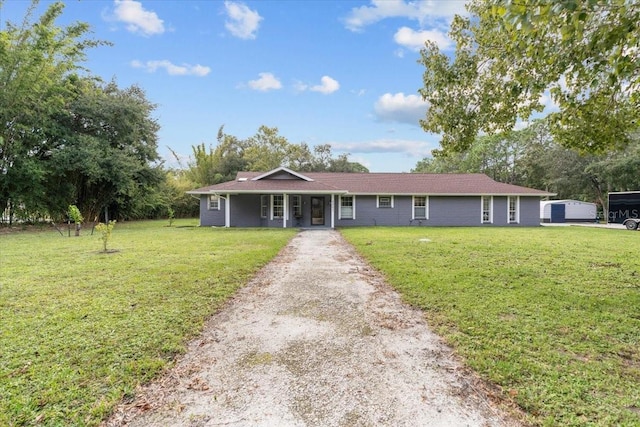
3;0;474;172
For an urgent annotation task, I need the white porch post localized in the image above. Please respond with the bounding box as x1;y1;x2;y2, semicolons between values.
283;193;288;228
331;194;335;229
225;193;231;228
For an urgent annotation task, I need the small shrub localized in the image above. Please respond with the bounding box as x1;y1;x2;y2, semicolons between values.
67;205;84;236
95;220;116;252
167;206;175;227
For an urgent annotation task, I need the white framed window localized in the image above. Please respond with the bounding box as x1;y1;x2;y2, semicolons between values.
508;196;520;223
272;195;284;219
339;195;355;219
377;195;394;208
260;195;268;218
292;195;302;218
208;195;220;210
481;196;493;224
412;196;428;219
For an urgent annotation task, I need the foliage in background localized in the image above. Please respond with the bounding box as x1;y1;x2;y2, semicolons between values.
0;1;162;225
170;125;369;190
413;120;640;213
419;0;640;155
0;220;296;426
343;227;640;426
0;0;103;223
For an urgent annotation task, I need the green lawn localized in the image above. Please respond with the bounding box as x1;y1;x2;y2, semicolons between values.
341;226;640;426
0;220;296;426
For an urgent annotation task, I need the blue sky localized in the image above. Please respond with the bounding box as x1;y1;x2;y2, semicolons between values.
3;0;474;172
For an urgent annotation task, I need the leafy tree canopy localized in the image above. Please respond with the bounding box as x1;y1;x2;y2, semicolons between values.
413;119;640;214
174;126;369;189
419;0;640;155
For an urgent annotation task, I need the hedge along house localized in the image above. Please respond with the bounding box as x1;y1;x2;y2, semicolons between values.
187;167;554;228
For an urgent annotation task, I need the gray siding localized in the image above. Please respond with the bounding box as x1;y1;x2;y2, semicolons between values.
334;195;415;227
199;196;226;227
493;197;508;224
230;195;262;227
519;197;541;226
199;194;542;227
429;196;482;226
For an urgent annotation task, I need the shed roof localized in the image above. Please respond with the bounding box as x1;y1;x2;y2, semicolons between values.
187;167;554;196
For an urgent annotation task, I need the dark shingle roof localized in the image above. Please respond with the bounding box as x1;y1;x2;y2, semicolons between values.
187;167;553;196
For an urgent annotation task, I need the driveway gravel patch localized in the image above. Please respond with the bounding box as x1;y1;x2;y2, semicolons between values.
106;229;524;427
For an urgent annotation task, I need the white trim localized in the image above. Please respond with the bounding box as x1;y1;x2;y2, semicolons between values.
339;195;355;220
224;193;231;227
251;166;314;182
331;194;335;228
412;195;428;220
377;195;394;208
260;195;268;219
283;193;288;228
271;194;285;219
292;195;302;218
208;195;220;210
481;195;493;224
508;196;520;224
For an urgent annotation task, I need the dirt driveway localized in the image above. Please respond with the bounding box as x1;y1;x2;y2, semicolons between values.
106;230;523;427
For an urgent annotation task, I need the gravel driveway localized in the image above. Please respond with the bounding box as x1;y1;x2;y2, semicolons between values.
106;230;523;427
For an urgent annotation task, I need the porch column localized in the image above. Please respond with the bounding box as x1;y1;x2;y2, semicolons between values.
331;194;335;229
283;193;288;228
225;193;231;228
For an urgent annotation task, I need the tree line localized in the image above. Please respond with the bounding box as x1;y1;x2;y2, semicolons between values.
3;1;638;224
0;1;366;225
413;120;640;215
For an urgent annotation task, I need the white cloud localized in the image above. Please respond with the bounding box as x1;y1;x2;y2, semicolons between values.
330;138;434;157
344;0;467;32
374;92;428;125
394;26;451;51
224;1;262;39
248;72;282;91
112;0;164;36
131;60;211;76
310;76;340;94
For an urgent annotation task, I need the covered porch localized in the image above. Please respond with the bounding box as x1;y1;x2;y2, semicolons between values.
202;192;344;229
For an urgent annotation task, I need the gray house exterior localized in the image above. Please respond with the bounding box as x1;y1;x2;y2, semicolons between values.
187;167;553;228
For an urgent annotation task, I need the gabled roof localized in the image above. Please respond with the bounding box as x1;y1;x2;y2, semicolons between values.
251;166;314;182
187;167;555;196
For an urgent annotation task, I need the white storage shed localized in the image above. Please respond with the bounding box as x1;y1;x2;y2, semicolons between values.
540;200;597;223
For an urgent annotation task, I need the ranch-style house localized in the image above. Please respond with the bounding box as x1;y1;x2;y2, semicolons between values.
187;167;554;228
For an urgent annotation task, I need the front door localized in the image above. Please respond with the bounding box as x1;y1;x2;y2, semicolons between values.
311;197;325;225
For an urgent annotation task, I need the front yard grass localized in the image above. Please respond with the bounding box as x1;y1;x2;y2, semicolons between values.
0;220;296;426
342;226;640;426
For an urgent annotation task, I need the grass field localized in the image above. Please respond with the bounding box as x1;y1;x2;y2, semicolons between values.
0;220;296;426
341;226;640;426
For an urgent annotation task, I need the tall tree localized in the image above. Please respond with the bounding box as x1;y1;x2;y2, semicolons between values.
0;0;104;220
419;0;640;155
243;126;291;171
45;78;162;221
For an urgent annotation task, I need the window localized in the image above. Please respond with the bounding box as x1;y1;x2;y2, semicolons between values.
208;195;220;210
292;195;302;218
340;195;355;219
413;196;427;219
260;195;268;218
508;196;519;223
377;195;394;208
482;196;493;223
272;195;284;219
